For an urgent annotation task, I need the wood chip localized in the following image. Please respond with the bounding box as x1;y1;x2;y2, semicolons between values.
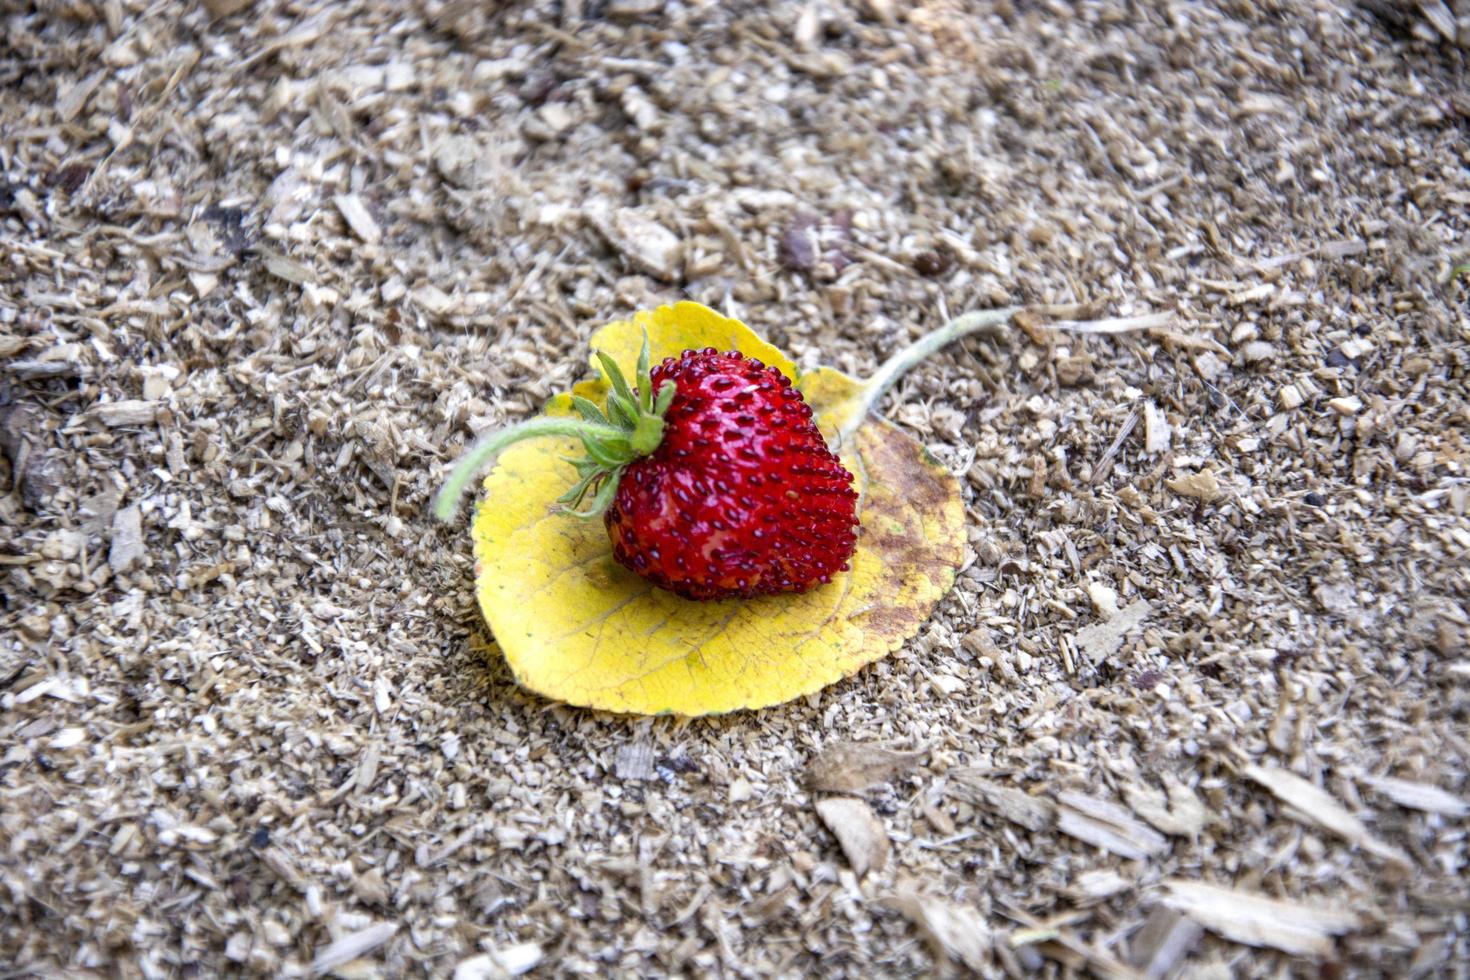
3;358;82;380
57;70;104;123
1418;0;1458;42
311;922;398;975
89;400;159;428
1143;400;1170;454
947;770;1055;832
412;283;457;318
1005;904;1145;979
452;942;544;979
1359;775;1470;818
1165;469;1221;502
614;741;655;782
1075;599;1153;664
334;193;381;245
108;506;144;574
434;135;489;188
805;740;928;792
1122;779;1209;838
1051;312;1171;334
814;797;889;878
353;742;381;797
203;0;255;16
588;209;684;282
1127;906;1202;979
1224;283;1274;305
1244;764;1412;869
1057;792;1169;860
260;249;315;284
1072;869;1131;903
1150;328;1232;357
1162;879;1361;956
1086;581;1121;619
886;885;990;972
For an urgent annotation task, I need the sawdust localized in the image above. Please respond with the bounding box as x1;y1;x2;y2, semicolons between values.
2;1;1468;976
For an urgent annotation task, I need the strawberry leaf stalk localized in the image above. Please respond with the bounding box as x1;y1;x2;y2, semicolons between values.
433;334;674;521
434;307;1020;601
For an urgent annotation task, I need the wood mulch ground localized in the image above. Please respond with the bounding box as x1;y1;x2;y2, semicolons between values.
2;1;1467;976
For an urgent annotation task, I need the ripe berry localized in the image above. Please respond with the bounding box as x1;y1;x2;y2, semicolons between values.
605;348;858;600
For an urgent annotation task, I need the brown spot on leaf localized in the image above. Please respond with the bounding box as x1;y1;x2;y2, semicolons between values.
857;603;920;641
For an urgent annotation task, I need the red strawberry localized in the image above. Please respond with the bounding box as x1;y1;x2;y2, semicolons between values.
434;336;858;601
605;348;858;600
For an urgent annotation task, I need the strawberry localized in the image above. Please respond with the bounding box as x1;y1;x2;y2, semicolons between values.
434;335;858;601
605;348;858;599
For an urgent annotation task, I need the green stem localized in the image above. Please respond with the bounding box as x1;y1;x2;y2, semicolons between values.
839;306;1020;445
433;417;624;521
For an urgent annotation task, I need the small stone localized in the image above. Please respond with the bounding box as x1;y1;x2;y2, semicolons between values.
779;217;818;272
913;248;952;276
728;777;753;803
1278;384;1303;410
1328;395;1362;415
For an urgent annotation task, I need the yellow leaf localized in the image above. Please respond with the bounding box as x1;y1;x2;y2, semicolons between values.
470;302;965;715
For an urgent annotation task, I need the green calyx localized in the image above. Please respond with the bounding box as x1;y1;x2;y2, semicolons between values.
433;332;675;522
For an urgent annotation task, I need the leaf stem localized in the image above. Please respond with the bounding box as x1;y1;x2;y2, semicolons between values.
433;417;624;521
841;307;1020;445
